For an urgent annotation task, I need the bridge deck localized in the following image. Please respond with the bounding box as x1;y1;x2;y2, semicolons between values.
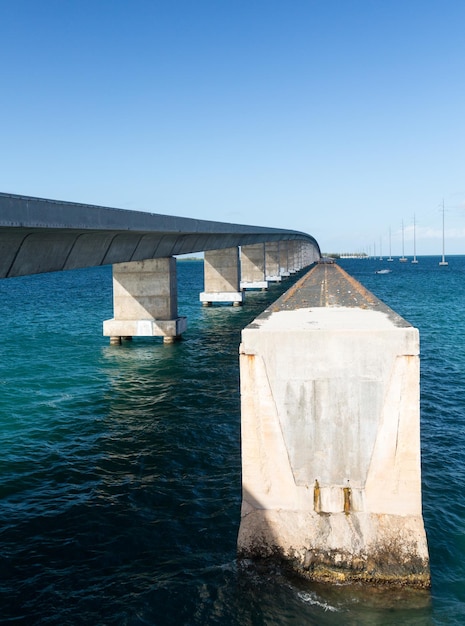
0;192;320;278
266;262;410;327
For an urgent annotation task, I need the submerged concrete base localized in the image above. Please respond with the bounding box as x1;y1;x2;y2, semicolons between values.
240;244;267;289
238;263;430;588
201;247;243;306
238;509;429;587
103;257;186;344
103;316;187;341
200;291;244;305
240;281;268;290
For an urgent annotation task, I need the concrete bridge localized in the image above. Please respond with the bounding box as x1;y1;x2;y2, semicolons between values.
0;191;429;587
0;192;320;343
0;192;319;277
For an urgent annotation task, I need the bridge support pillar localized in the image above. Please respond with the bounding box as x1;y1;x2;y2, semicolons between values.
306;241;320;268
103;257;187;344
279;241;290;278
292;241;318;272
287;241;299;273
200;247;244;306
265;242;281;282
240;244;268;290
238;263;430;588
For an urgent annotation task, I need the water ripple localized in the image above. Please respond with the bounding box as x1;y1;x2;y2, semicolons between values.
0;260;463;624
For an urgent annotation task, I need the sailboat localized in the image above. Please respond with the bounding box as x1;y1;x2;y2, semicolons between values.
387;227;393;261
411;214;418;263
399;220;407;262
439;200;448;266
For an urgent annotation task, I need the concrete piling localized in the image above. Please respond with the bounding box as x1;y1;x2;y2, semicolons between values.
200;247;244;306
238;262;430;588
103;257;187;343
240;243;268;290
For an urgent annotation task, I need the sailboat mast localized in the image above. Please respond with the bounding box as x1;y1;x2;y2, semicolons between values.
412;214;418;263
442;201;445;260
400;220;407;261
439;199;448;266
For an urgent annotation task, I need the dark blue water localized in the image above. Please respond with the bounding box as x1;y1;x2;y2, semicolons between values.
0;257;464;624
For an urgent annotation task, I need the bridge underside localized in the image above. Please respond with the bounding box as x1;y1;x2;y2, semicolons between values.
0;192;320;278
0;227;317;279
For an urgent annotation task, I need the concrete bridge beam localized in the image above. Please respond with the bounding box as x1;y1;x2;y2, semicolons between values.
238;262;430;588
240;243;268;290
0;192;322;278
200;247;244;306
103;257;187;344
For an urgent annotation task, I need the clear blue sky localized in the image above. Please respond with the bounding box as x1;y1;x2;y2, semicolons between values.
1;0;464;255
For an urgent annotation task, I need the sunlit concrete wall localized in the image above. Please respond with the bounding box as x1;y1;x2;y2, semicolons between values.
238;263;430;588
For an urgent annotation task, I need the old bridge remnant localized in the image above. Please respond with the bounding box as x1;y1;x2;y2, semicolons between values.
238;262;430;587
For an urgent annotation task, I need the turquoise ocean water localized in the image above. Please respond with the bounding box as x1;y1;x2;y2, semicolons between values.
1;256;464;625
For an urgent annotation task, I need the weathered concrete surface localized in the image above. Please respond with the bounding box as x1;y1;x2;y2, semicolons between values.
103;257;186;343
0;192;320;278
238;262;430;587
200;247;244;305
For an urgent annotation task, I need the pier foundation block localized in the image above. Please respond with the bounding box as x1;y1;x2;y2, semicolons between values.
200;247;244;305
240;243;268;290
288;241;301;273
103;257;187;343
265;242;281;282
279;241;290;277
238;263;430;588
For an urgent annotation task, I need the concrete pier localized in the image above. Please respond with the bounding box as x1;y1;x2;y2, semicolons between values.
238;262;430;587
103;257;187;344
265;242;281;282
279;241;290;277
240;243;268;290
288;241;300;273
303;241;320;269
200;247;244;306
